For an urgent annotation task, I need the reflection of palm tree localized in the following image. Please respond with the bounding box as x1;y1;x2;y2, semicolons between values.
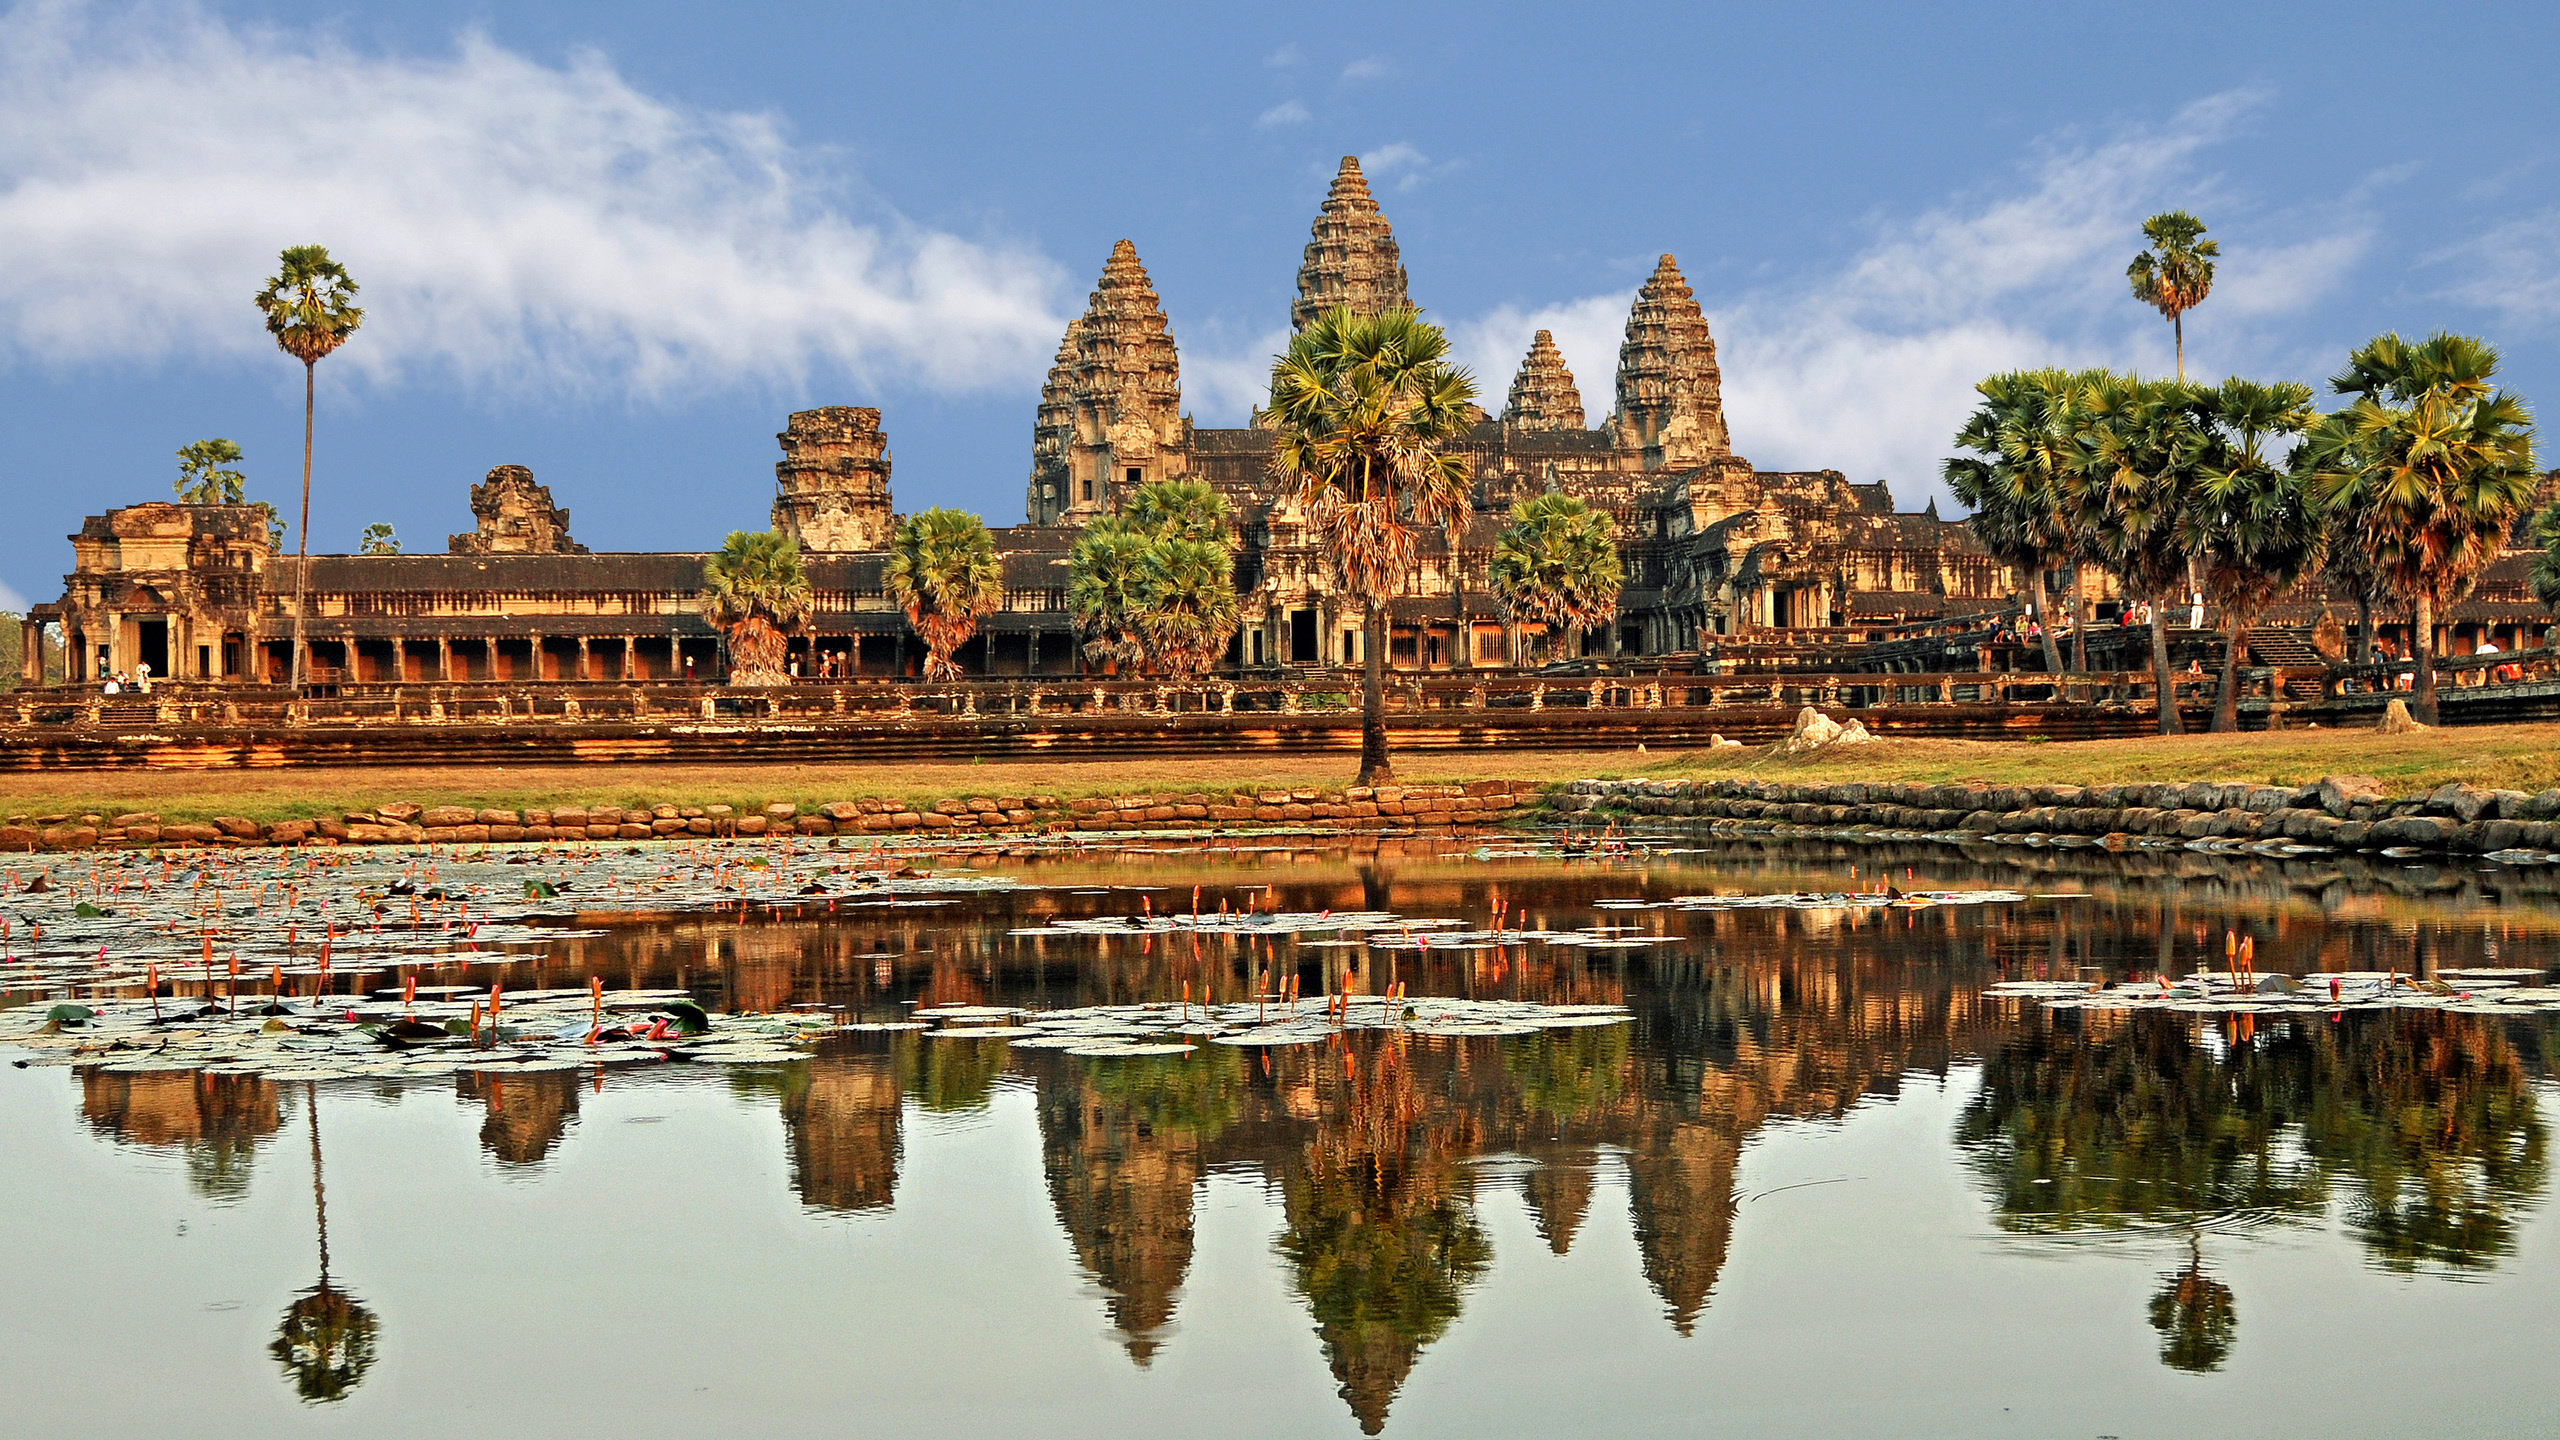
1277;1045;1490;1435
2147;1233;2237;1373
271;1084;378;1403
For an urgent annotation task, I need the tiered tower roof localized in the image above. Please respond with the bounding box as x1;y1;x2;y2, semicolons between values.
1027;240;1186;524
1292;157;1411;333
1610;254;1732;469
1500;330;1587;431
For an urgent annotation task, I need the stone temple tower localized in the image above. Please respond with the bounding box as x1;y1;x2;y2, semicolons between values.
1501;330;1587;432
448;465;585;554
1026;240;1186;526
1607;255;1733;470
772;407;893;552
1291;156;1411;333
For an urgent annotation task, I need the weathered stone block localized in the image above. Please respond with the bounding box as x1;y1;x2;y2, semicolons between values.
2372;814;2458;846
2318;775;2386;817
211;816;259;838
487;825;525;843
377;802;423;822
735;815;769;835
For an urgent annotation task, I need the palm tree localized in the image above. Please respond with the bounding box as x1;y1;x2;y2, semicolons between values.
174;439;247;504
700;529;814;685
1067;516;1153;673
357;523;399;556
254;246;364;689
1945;369;2093;676
1266;306;1479;785
1135;536;1243;675
2184;379;2323;732
2060;372;2211;734
1487;492;1622;663
2531;503;2560;618
1121;476;1230;544
2303;333;2541;723
2127;212;2217;381
271;1084;378;1403
886;508;1006;681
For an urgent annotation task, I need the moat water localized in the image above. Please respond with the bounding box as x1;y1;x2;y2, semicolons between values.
5;833;2558;1438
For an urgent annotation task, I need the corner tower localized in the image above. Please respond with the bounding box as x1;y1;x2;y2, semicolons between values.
1027;240;1186;526
1500;330;1586;432
772;407;893;552
1608;255;1732;470
1292;156;1411;333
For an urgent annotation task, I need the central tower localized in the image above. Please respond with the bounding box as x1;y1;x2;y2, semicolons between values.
1291;156;1411;332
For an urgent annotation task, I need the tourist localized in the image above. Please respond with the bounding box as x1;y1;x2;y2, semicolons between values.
134;660;151;695
102;672;122;695
2188;591;2204;629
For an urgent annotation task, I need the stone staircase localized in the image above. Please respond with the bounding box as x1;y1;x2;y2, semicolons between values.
2244;627;2328;699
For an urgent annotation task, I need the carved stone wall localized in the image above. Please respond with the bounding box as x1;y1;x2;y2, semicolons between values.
448;466;585;556
1501;330;1587;433
1608;255;1733;471
773;407;893;553
1292;157;1411;333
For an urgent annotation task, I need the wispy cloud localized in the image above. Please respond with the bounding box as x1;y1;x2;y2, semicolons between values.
1265;43;1300;68
1360;142;1426;177
1446;294;1631;416
1339;56;1393;82
2432;210;2560;332
0;578;28;615
0;2;1070;399
1256;98;1311;130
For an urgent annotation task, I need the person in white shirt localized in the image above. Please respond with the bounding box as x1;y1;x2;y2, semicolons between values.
2188;591;2204;629
135;660;151;694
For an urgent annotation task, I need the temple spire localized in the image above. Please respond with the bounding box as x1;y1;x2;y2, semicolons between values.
1608;254;1732;470
1501;330;1586;432
1292;156;1412;333
1028;240;1186;525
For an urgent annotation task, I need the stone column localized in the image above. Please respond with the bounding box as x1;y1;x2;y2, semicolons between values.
623;638;637;681
483;637;496;683
577;636;591;681
389;635;406;684
18;618;38;686
529;632;546;682
437;637;452;680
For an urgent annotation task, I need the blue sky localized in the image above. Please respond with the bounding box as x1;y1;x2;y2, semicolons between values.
1;0;2554;612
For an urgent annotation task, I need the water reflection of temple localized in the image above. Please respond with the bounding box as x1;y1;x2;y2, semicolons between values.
456;1070;582;1166
80;1068;284;1201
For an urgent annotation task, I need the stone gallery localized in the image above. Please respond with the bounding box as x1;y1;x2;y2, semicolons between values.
22;157;2542;690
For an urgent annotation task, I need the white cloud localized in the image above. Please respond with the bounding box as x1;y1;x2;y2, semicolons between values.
1339;56;1393;82
1360;142;1426;178
0;578;28;614
1256;99;1311;130
2432;209;2560;331
1265;44;1300;69
1182;323;1292;422
0;2;1069;399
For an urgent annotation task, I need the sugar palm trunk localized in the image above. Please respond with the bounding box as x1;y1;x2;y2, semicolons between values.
2212;608;2250;734
290;361;313;688
2029;568;2062;676
2149;593;2182;735
2069;567;2088;672
1359;603;1390;785
2413;593;2438;724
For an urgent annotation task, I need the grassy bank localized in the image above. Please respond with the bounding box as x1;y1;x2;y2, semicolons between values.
3;721;2555;823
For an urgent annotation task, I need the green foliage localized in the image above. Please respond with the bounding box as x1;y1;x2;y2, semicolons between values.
2532;503;2560;614
701;529;814;684
1068;478;1241;675
175;438;247;504
885;508;1005;681
2303;332;2540;718
357;523;399;556
254;245;364;367
2127;211;2217;377
1487;491;1621;639
0;615;64;691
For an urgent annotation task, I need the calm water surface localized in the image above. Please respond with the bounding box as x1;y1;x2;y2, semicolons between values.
7;836;2559;1438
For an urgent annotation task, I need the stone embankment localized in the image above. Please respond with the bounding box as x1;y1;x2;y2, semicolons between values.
1548;774;2560;855
0;781;1538;854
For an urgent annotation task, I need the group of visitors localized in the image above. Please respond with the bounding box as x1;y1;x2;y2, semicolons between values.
98;661;151;696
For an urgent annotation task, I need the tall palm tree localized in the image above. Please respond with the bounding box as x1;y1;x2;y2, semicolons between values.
700;529;814;685
1945;369;2093;676
2061;372;2212;734
2530;503;2560;619
2303;333;2541;723
2184;379;2323;732
1135;536;1243;675
1487;491;1622;662
1266;306;1479;785
2127;212;2216;382
254;246;364;689
1067;516;1153;673
886;508;1006;681
1121;476;1230;544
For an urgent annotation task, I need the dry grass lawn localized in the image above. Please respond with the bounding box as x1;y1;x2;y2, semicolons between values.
3;721;2555;823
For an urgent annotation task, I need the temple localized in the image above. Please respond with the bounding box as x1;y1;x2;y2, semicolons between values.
21;155;2551;689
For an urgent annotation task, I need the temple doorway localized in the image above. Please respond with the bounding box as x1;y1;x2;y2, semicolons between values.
137;618;168;681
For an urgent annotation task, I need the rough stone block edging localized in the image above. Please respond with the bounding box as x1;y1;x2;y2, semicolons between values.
1543;775;2557;857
